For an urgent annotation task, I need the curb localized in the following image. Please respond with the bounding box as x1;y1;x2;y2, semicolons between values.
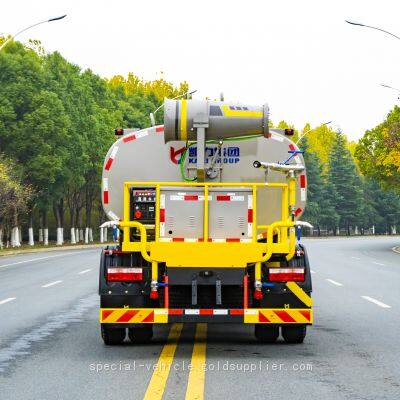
0;243;114;257
392;246;400;254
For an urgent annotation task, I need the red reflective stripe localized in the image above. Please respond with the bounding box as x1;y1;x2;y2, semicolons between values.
269;272;305;282
184;195;198;201
216;195;231;201
230;309;244;315
103;191;109;204
259;312;271;323
243;274;248;309
105;158;113;170
142;311;154;323
289;143;296;151
155;125;164;133
295;207;302;216
102;310;114;320
116;310;139;322
275;310;296;323
299;310;311;321
123;134;136;143
300;174;306;188
226;238;240;242
160;208;165;222
199;309;213;315
172;238;184;242
248;209;253;223
169;309;183;315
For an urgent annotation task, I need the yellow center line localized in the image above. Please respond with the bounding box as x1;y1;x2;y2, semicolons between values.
143;323;183;400
185;323;207;400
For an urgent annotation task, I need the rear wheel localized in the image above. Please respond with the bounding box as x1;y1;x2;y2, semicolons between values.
128;325;153;344
281;325;307;344
101;325;126;345
254;325;279;343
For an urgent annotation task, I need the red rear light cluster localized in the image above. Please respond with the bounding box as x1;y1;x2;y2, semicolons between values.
269;268;305;282
107;267;142;282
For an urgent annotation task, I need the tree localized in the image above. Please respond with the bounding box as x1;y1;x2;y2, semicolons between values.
0;42;70;245
301;137;339;234
305;123;337;170
328;132;363;234
356;106;400;193
0;156;32;247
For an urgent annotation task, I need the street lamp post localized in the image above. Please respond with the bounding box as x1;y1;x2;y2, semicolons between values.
0;14;67;51
345;20;400;41
380;84;400;100
346;21;400;98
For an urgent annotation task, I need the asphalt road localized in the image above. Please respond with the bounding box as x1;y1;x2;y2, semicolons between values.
0;237;399;400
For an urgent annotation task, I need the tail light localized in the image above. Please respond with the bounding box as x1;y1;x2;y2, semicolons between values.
284;128;294;136
107;267;142;282
269;268;305;282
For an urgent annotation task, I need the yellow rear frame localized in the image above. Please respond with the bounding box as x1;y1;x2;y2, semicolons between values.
100;179;314;326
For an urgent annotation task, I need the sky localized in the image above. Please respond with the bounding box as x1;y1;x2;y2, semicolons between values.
1;0;400;141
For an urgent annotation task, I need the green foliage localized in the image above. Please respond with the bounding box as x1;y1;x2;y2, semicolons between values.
301;138;339;230
0;155;32;225
0;38;187;234
356;106;400;193
327;132;363;230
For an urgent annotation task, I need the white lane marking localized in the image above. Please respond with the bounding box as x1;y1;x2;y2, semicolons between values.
361;296;391;309
0;250;97;270
42;280;62;288
372;261;385;266
351;256;360;260
392;246;400;254
310;270;316;274
0;297;16;305
326;279;343;287
78;269;92;275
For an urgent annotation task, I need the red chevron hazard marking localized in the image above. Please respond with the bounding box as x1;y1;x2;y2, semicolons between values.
117;310;139;323
259;312;271;323
299;310;311;321
142;311;154;323
275;310;296;322
102;310;113;320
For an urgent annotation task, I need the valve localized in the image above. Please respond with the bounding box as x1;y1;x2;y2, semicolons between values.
150;280;159;299
254;280;263;300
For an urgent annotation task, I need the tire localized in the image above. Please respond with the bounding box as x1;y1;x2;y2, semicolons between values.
281;325;307;344
254;325;279;343
128;325;153;344
101;325;126;345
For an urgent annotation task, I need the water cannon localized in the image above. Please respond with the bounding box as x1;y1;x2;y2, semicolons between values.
163;99;269;142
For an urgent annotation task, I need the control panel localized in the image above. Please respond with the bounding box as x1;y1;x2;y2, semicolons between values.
130;188;156;224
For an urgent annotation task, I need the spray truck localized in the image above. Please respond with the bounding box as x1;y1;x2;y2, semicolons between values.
99;98;313;345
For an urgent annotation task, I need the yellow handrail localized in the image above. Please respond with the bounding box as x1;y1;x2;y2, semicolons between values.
120;180;297;270
119;220;151;262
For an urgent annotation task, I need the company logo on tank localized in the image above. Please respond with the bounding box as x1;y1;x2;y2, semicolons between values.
188;146;240;164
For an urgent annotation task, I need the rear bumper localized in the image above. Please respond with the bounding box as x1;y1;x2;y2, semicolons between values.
99;308;313;325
